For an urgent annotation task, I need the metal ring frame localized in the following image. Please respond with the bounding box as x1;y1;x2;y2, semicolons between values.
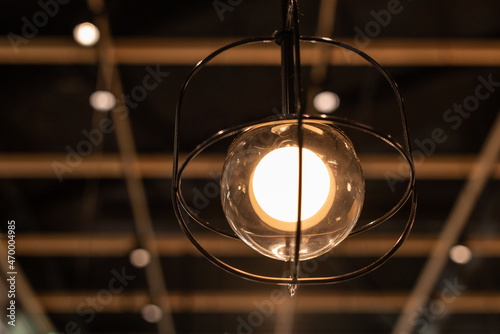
172;35;417;285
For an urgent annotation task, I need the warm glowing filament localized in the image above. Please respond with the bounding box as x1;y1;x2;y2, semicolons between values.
250;147;333;231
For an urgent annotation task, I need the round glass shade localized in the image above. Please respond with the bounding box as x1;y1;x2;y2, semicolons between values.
220;120;365;261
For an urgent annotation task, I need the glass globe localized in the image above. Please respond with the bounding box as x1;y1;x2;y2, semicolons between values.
220;120;365;261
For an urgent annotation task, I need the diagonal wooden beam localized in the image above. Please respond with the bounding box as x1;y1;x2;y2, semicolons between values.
393;110;500;334
0;239;57;333
87;1;177;333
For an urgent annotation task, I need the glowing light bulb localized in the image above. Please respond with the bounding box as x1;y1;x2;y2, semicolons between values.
221;120;364;261
249;147;335;231
73;22;100;46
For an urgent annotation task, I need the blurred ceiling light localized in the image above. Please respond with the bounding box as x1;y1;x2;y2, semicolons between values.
313;91;340;113
89;90;116;111
141;304;163;323
129;248;151;268
449;244;473;264
73;22;100;46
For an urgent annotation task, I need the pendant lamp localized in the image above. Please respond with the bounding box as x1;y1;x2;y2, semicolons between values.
172;0;416;292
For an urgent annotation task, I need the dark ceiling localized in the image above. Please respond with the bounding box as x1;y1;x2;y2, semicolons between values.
1;1;500;334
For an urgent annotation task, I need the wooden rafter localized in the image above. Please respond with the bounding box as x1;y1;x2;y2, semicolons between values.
0;154;499;179
36;291;500;314
12;233;500;258
2;38;500;66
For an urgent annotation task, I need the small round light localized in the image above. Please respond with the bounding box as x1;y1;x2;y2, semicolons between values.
313;91;340;113
73;22;100;46
141;304;163;323
130;248;151;268
89;90;116;111
449;245;472;265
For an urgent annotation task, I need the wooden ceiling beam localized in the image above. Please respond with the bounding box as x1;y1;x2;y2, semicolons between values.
37;291;500;314
13;233;500;257
0;154;499;180
2;38;500;66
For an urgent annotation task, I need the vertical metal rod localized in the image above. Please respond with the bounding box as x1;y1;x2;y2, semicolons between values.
281;0;295;115
293;117;303;280
292;0;304;115
281;0;305;285
292;4;303;286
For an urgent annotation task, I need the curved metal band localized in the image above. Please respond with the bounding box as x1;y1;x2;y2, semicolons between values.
173;117;416;284
172;36;417;284
177;115;415;236
300;36;416;234
302;36;415;172
173;36;276;239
